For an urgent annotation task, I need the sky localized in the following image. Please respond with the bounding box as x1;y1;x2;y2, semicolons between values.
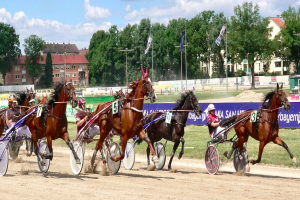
0;0;299;53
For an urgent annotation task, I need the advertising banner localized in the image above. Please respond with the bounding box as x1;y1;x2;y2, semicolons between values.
142;102;300;128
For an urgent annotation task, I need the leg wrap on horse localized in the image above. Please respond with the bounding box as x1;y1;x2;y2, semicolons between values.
143;136;150;144
180;137;185;143
167;123;172;139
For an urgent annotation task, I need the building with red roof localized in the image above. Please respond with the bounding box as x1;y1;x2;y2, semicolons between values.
5;54;89;87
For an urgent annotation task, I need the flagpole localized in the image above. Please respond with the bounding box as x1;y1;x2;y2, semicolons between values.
226;20;228;97
185;28;187;91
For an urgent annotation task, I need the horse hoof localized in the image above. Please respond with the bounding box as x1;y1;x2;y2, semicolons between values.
152;156;159;163
246;164;250;172
292;157;297;163
178;153;183;160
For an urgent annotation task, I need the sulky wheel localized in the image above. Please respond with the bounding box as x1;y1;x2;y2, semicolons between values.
70;141;84;175
233;148;248;173
204;145;220;175
37;140;51;173
0;142;8;176
123;141;135;170
155;142;166;170
107;142;121;175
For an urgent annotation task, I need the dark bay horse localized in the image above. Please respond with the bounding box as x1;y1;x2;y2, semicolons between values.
233;83;295;166
144;91;202;170
26;80;80;163
93;67;157;168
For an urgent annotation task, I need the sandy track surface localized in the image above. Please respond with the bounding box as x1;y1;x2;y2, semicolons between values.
1;146;300;200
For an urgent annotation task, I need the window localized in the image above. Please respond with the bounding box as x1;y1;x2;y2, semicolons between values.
243;64;247;71
55;74;60;78
66;74;70;78
72;65;76;70
275;61;281;68
73;81;76;85
258;63;261;71
83;65;87;69
42;65;45;70
15;66;20;71
55;66;59;70
72;73;76;77
79;65;82;70
22;74;26;79
61;65;64;70
16;75;20;79
52;74;54;78
66;65;70;70
22;66;26;69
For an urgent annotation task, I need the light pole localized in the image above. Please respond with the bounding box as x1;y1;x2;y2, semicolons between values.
119;48;133;86
208;48;211;76
175;44;187;92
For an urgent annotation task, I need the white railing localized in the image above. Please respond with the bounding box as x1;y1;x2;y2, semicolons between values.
0;85;34;93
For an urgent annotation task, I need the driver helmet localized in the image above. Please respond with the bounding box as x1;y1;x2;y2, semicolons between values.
78;98;86;108
8;94;17;104
207;104;215;113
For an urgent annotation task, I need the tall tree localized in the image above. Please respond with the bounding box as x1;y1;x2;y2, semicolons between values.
23;35;46;85
228;2;273;89
275;6;300;74
45;51;53;88
0;23;21;85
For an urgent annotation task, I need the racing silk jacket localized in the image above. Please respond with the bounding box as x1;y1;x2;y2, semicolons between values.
5;108;21;127
75;109;86;133
207;114;220;137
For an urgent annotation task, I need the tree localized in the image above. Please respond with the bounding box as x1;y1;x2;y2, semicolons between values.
228;2;273;89
0;23;21;85
45;51;53;88
275;6;300;74
23;35;46;85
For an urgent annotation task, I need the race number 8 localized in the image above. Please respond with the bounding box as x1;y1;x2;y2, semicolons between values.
250;111;257;122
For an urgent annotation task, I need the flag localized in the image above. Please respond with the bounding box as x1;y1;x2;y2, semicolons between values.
144;36;153;54
215;25;226;46
181;31;185;51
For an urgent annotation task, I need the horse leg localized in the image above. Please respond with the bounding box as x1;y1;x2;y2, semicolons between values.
273;136;297;163
139;129;158;163
63;133;81;164
45;135;53;161
168;141;180;170
95;120;110;166
111;134;126;162
178;137;185;160
251;140;266;165
146;142;153;168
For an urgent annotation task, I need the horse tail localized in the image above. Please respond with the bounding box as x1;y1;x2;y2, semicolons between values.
220;115;238;127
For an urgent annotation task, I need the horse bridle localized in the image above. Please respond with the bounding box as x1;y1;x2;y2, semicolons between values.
26;91;36;107
64;81;76;104
142;80;153;99
187;92;199;115
276;89;288;107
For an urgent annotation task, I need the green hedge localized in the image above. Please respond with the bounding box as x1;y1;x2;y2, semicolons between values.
84;96;114;103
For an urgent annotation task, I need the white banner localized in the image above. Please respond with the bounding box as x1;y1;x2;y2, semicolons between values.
145;36;153;54
215;25;226;46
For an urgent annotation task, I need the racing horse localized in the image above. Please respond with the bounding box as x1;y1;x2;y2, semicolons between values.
93;67;158;168
233;83;296;166
0;88;36;138
26;80;80;163
143;91;202;170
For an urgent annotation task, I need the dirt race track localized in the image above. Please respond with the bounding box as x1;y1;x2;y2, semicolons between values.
2;146;300;200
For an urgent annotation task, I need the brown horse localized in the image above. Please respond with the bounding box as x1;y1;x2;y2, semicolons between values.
233;83;295;167
26;80;80;163
92;67;157;168
0;89;36;138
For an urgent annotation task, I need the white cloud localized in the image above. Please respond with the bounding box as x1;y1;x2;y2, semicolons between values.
0;8;112;53
83;0;112;21
124;4;131;12
124;0;297;25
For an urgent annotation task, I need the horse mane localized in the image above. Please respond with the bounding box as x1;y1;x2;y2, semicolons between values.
126;80;139;99
48;82;64;107
262;90;275;109
173;92;189;110
16;92;27;105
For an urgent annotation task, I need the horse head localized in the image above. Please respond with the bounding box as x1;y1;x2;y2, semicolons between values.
64;79;78;108
141;67;156;103
276;83;290;111
27;87;36;107
186;91;202;117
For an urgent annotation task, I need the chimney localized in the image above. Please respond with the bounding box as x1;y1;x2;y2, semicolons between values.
277;15;280;18
63;42;65;48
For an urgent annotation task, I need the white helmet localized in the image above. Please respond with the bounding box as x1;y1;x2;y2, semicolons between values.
207;104;215;112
